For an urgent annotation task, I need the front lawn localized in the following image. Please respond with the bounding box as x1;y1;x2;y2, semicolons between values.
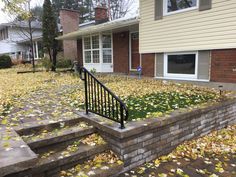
72;75;224;120
0;66;227;125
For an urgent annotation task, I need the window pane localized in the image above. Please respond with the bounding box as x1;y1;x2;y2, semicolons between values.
93;50;100;63
92;36;99;49
84;37;91;49
102;34;111;48
168;54;196;74
103;49;112;63
167;0;197;12
85;51;91;63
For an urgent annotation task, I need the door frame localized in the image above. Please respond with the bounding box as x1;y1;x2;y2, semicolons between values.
129;31;141;71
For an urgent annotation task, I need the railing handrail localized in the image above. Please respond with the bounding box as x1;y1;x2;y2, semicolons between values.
79;67;128;129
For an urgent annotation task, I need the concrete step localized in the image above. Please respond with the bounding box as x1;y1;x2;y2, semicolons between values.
52;150;124;177
19;121;95;150
33;143;109;175
6;133;111;177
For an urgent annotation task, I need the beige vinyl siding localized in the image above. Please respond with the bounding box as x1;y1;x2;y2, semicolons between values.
140;0;236;53
197;51;210;80
156;53;164;77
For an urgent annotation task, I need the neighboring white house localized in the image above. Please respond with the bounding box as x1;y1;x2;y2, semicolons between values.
0;21;43;63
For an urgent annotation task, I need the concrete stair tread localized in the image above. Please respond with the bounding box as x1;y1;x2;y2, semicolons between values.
22;125;95;149
59;163;124;177
57;150;124;177
33;143;109;173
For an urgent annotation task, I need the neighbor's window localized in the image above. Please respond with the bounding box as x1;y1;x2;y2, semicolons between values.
0;27;8;41
164;52;197;78
84;35;100;63
164;0;198;15
102;34;112;63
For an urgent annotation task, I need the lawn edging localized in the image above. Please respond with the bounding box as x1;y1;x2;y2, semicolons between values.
78;97;236;172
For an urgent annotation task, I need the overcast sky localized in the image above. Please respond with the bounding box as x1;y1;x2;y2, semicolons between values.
0;0;43;23
0;0;139;24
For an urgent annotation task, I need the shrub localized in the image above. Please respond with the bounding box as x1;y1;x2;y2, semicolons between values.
0;55;12;69
90;68;96;74
56;58;72;68
40;57;52;71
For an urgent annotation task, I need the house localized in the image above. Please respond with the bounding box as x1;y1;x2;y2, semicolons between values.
58;0;236;83
0;21;43;63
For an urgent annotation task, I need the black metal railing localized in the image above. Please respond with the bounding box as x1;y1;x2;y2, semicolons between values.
79;67;128;129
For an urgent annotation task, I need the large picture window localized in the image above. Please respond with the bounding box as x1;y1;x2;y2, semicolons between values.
83;34;112;64
84;35;100;64
164;0;198;15
164;52;198;79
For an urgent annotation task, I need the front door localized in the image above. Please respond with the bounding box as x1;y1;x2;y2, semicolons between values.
130;32;140;70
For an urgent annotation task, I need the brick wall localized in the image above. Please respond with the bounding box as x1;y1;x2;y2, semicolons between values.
83;98;236;172
211;49;236;83
94;6;109;24
141;54;155;77
113;32;129;74
60;9;79;60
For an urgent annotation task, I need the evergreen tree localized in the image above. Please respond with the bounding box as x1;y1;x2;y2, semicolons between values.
42;0;58;71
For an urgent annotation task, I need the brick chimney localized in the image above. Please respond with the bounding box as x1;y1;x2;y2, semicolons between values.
95;4;109;24
59;9;80;60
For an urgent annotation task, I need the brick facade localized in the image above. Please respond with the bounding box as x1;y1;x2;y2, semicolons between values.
141;54;155;77
113;32;130;74
211;49;236;83
60;9;80;60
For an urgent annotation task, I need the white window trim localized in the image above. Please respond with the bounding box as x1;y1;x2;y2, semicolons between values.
83;33;113;65
163;0;199;16
102;33;113;64
83;35;100;64
164;51;198;79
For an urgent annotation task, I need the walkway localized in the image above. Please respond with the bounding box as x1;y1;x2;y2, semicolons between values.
5;84;81;126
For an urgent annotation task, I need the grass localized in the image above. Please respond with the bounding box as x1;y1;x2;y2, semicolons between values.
0;66;227;125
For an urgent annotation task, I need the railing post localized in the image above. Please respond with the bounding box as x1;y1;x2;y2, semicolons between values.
120;105;125;129
79;67;128;129
84;71;89;115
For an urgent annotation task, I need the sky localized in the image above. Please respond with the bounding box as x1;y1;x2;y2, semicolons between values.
0;0;43;23
0;0;139;24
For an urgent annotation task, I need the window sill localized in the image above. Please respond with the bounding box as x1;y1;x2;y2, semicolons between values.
155;76;209;82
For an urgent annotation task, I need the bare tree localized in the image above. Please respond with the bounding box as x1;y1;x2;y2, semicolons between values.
106;0;135;20
7;1;42;70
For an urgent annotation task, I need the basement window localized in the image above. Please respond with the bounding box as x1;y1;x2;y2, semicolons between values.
164;52;198;79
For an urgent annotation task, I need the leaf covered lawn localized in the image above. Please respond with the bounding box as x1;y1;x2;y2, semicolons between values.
0;66;229;125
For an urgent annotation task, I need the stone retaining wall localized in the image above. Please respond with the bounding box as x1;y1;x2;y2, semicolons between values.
81;98;236;172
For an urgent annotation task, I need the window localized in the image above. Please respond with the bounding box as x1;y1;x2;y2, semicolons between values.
83;34;112;64
164;52;198;78
83;35;100;63
102;34;112;63
164;0;198;15
0;27;8;41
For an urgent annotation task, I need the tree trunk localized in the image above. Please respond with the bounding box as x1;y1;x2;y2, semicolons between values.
51;48;57;72
28;19;35;72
